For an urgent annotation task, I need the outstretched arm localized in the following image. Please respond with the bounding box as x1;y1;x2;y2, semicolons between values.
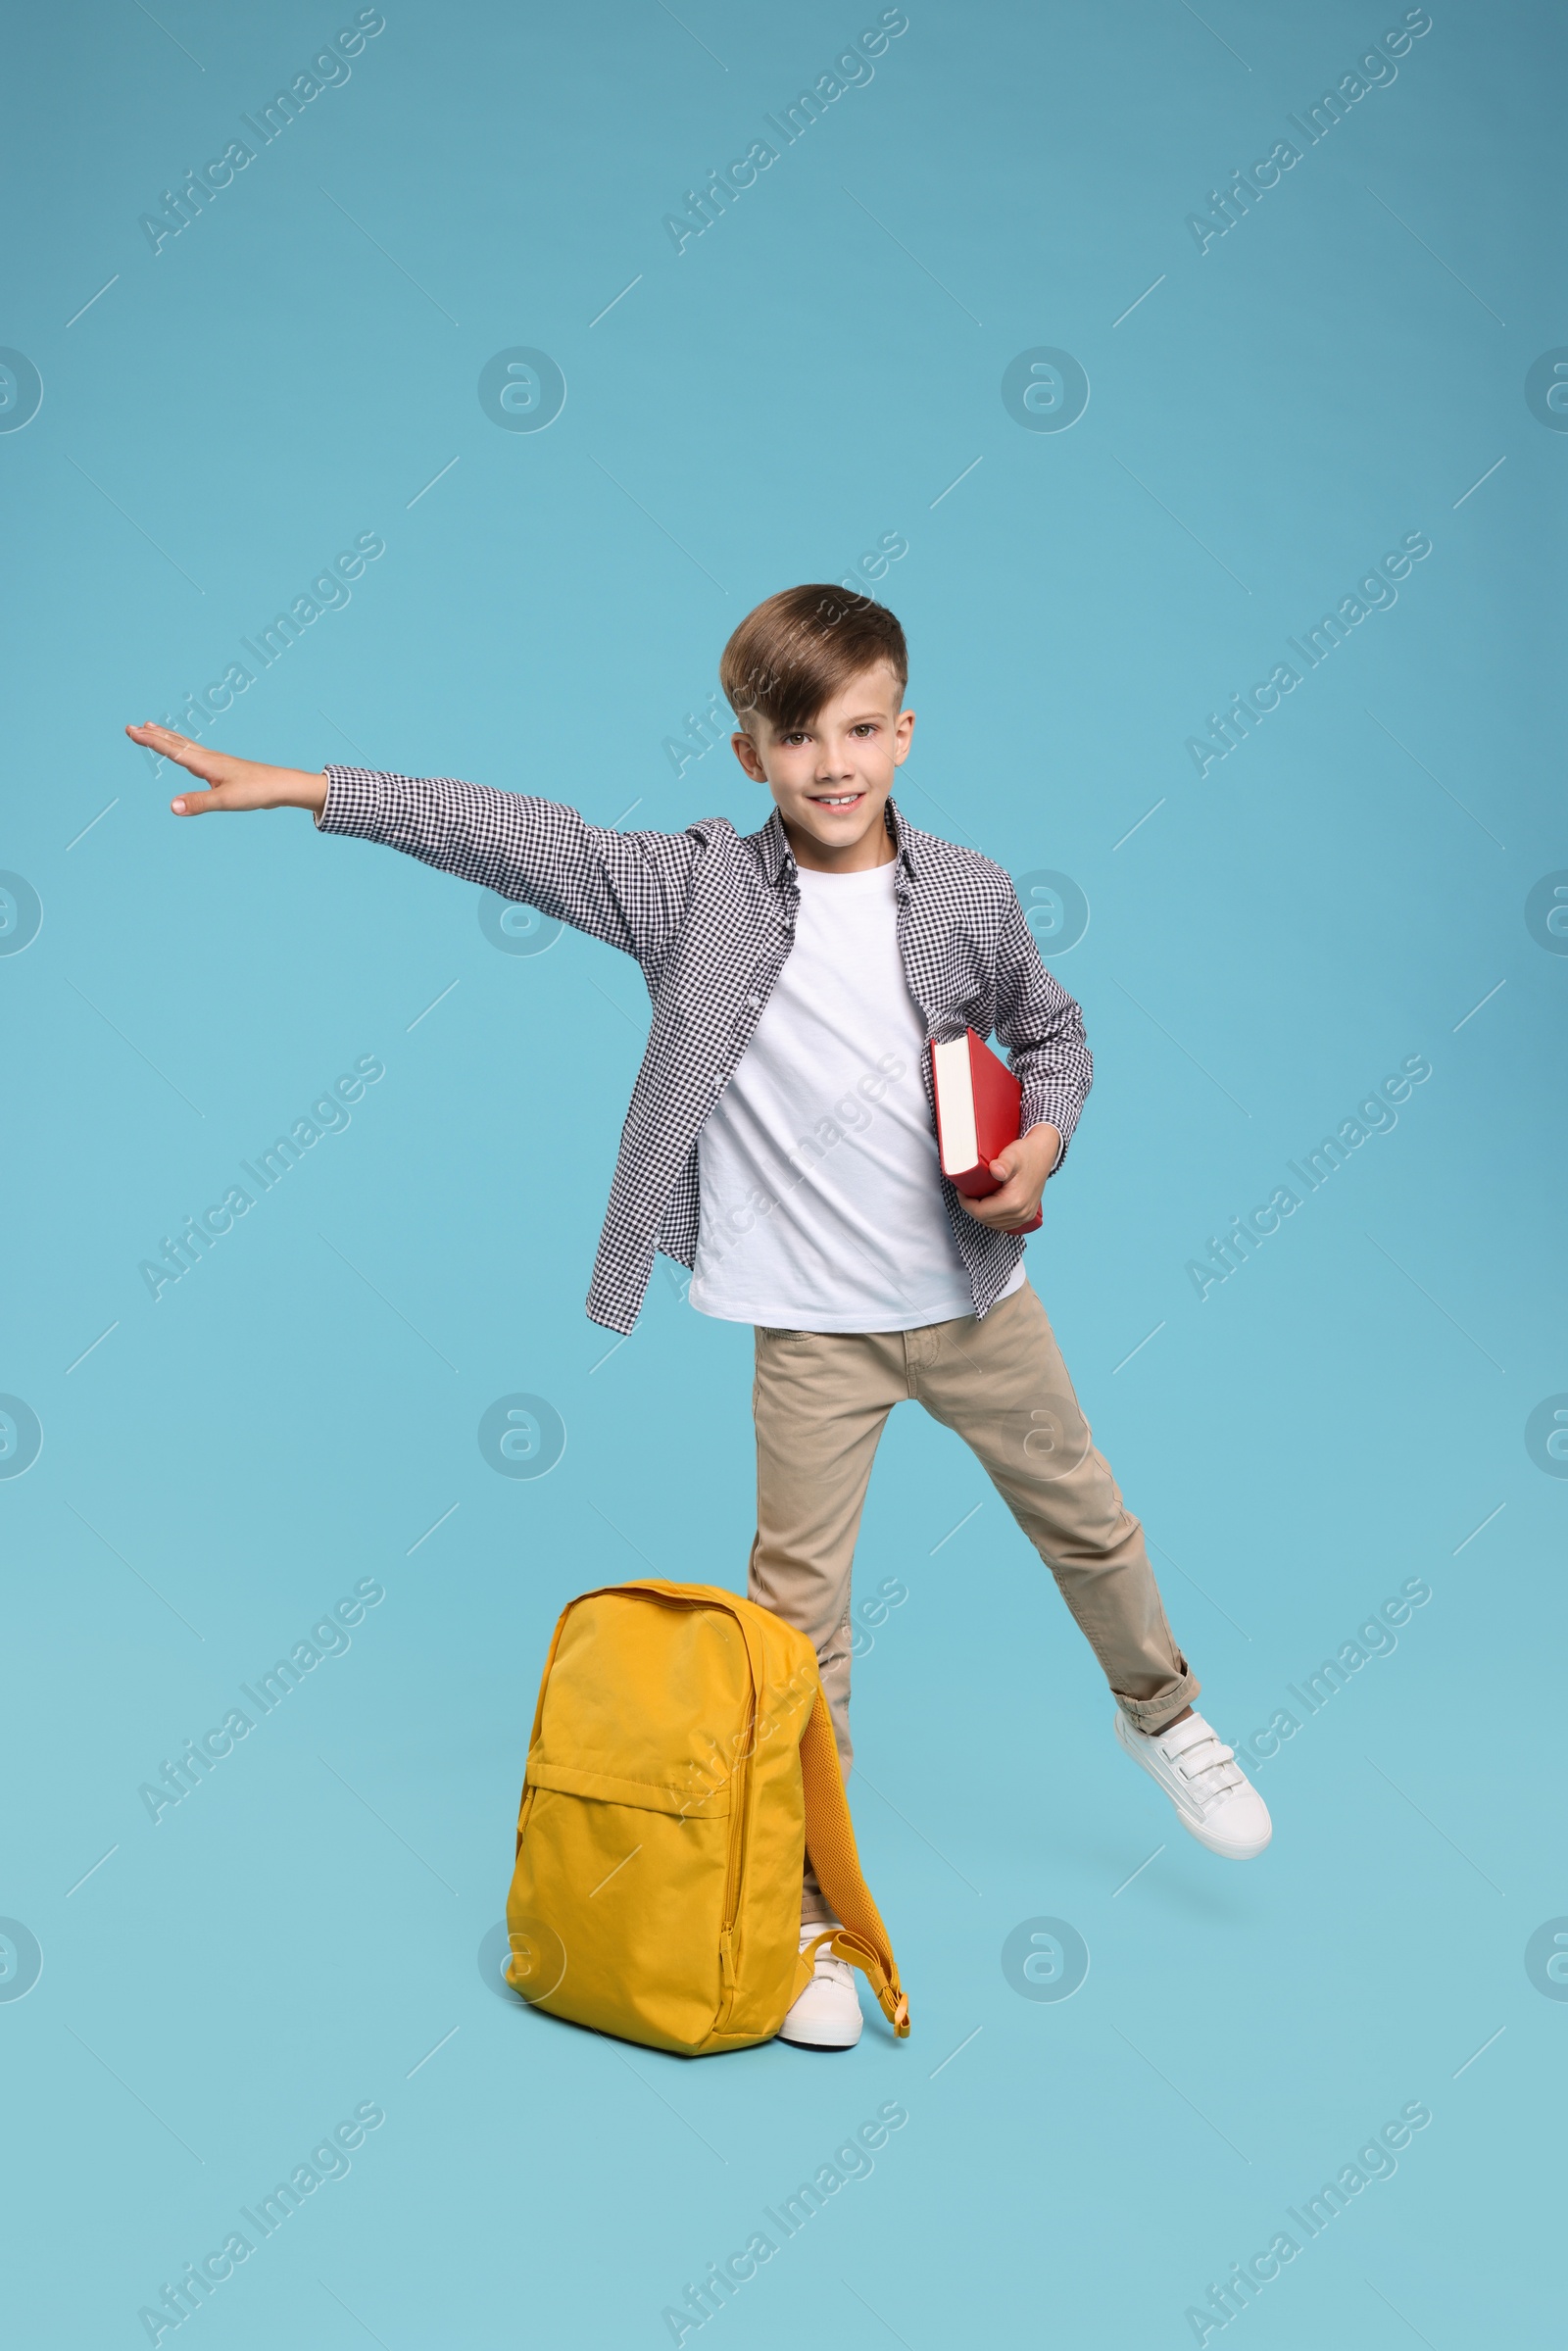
125;724;696;965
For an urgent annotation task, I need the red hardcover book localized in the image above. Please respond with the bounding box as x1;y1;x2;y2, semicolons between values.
929;1028;1043;1234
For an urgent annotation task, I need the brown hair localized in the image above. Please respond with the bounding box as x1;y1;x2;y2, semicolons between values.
719;584;907;733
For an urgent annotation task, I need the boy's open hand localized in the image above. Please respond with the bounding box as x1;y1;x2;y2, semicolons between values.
957;1123;1061;1234
124;722;328;817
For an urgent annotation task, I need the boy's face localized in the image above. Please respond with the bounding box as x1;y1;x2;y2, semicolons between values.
729;662;914;871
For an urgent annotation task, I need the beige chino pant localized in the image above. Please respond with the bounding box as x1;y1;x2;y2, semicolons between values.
746;1279;1199;1924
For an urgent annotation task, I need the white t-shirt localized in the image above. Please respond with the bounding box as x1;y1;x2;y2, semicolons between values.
687;859;1025;1333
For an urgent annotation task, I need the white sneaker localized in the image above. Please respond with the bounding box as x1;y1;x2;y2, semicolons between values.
1114;1707;1272;1860
778;1921;863;2050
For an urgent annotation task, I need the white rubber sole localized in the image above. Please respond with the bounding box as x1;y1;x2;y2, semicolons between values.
778;2021;861;2050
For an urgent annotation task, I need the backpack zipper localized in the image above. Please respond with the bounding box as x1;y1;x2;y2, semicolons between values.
715;1686;756;2026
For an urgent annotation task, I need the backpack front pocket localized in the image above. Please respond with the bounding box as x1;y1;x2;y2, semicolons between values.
510;1766;735;2053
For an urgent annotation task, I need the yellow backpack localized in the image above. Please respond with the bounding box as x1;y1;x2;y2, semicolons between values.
504;1579;909;2056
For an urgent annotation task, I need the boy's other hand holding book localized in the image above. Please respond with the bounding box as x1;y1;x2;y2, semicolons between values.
956;1123;1061;1236
125;722;327;817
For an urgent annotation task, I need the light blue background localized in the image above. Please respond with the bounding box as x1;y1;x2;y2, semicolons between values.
2;1;1563;2343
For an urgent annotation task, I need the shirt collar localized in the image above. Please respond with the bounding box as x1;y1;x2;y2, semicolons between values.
757;797;918;888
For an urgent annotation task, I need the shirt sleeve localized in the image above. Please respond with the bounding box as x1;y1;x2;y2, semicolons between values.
315;765;698;965
993;887;1094;1168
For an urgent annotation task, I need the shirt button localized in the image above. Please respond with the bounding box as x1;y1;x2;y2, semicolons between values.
747;993;761;1008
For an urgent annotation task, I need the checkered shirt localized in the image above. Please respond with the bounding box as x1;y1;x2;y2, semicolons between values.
318;768;1094;1333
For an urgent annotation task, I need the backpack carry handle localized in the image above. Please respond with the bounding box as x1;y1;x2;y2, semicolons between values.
798;1690;910;2037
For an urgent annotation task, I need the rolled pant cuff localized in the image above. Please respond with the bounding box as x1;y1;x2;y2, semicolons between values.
1116;1667;1200;1736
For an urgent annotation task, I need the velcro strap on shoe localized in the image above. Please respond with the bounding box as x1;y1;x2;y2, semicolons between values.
1159;1716;1214;1756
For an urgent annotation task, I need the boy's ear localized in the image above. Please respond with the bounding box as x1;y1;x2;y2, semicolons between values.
730;729;768;784
893;706;915;763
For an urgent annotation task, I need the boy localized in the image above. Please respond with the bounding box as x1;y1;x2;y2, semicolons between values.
127;583;1268;2052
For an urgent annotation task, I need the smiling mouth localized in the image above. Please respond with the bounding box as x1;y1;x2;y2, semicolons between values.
809;792;864;809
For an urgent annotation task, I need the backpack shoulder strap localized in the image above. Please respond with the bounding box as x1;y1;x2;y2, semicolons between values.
798;1690;910;2037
